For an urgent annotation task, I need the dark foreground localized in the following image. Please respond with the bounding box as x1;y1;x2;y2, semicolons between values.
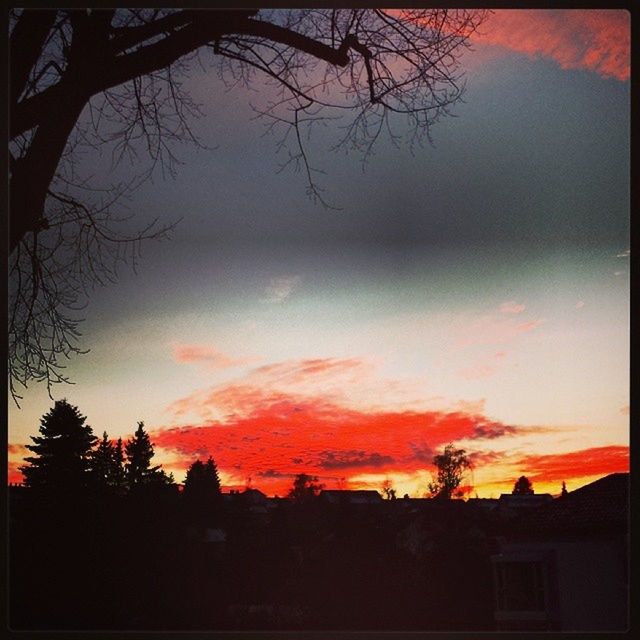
8;475;629;632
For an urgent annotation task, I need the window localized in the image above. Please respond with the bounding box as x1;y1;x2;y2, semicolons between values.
495;560;547;612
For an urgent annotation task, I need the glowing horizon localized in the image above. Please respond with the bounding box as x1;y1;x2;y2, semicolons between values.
7;9;629;500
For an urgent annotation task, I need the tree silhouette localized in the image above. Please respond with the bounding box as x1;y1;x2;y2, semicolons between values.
88;431;129;493
183;457;222;522
89;431;116;489
8;8;488;400
124;421;162;488
288;473;323;502
382;478;397;500
512;475;534;495
20;399;97;493
112;437;127;493
428;444;471;500
183;457;221;498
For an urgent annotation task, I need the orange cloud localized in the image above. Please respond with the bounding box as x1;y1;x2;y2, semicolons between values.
8;444;29;484
166;356;377;420
253;357;370;386
514;445;629;483
8;461;25;485
474;10;630;81
171;342;255;370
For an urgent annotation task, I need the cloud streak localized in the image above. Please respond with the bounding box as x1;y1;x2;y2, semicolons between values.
263;275;301;303
171;343;256;370
474;10;630;81
499;301;525;314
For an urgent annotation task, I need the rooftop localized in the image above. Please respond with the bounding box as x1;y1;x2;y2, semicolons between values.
512;473;629;536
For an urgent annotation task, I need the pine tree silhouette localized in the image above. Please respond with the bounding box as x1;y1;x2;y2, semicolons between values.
124;421;174;492
90;431;116;489
183;456;222;522
113;437;126;493
125;421;160;488
20;399;97;493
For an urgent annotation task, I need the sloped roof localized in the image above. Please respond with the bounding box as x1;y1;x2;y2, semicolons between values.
512;473;629;536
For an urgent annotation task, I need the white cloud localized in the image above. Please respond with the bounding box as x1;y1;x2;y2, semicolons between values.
263;275;301;303
613;271;625;277
575;300;585;309
615;249;630;258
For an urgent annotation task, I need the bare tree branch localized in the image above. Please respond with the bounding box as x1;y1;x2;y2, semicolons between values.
8;7;489;402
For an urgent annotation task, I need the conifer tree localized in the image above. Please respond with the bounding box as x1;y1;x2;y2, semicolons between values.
183;456;222;514
124;421;160;488
20;399;97;493
112;437;126;492
204;457;222;494
90;431;116;489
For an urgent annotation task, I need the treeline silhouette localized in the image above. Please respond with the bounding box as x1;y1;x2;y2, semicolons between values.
10;400;497;630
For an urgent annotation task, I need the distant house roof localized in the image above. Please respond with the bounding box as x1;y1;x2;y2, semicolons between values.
320;490;383;504
498;493;553;507
241;488;268;504
512;473;629;536
221;488;268;506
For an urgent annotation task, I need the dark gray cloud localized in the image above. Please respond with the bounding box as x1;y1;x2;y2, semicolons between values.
472;422;517;439
256;469;288;478
318;450;394;470
408;442;433;463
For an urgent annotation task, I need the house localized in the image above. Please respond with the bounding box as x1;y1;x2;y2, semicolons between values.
491;473;629;631
495;492;553;519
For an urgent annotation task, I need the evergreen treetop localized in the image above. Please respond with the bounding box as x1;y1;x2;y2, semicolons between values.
125;421;160;487
20;399;97;493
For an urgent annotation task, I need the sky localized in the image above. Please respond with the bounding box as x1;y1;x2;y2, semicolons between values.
8;9;630;498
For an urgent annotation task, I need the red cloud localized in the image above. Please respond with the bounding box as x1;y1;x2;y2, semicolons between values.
154;386;517;495
7;444;29;484
514;445;629;483
8;461;25;485
474;10;630;81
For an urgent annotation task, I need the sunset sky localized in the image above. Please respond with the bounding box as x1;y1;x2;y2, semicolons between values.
8;9;630;498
